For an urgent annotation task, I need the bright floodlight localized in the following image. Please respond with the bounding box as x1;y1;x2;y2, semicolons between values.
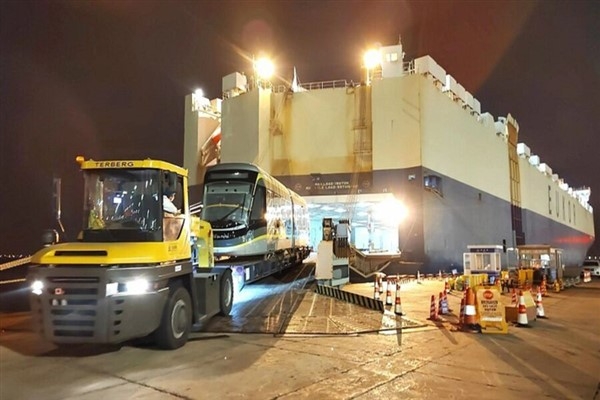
192;87;210;111
373;198;408;226
254;57;275;79
363;49;381;69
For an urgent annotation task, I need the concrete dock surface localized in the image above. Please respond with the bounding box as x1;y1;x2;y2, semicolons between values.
1;270;599;400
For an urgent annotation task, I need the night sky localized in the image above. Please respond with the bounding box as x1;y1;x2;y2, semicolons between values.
1;0;599;256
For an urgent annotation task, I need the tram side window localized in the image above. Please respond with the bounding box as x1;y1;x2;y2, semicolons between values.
250;182;266;222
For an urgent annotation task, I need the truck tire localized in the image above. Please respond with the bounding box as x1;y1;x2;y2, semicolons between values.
219;269;234;316
155;286;192;350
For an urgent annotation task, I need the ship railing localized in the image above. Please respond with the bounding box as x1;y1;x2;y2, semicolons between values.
272;79;352;93
272;61;415;94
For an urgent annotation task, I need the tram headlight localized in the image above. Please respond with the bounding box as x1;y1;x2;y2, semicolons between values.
31;280;44;295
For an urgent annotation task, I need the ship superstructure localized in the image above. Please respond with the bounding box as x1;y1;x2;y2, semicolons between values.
184;39;595;271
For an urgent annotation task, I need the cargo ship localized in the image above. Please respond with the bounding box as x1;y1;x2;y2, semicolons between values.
184;39;595;273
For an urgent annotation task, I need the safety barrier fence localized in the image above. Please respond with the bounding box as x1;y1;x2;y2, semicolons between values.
315;284;384;312
0;256;31;285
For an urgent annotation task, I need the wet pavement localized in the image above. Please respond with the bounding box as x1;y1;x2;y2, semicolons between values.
1;264;599;400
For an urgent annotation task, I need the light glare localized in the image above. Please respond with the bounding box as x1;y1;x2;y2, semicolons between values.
125;279;150;295
363;49;381;69
373;198;407;225
31;280;44;295
254;57;275;79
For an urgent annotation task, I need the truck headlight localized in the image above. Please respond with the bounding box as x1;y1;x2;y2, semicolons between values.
106;278;153;297
31;280;44;295
124;279;150;295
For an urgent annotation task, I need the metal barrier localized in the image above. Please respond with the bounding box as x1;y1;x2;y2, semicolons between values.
0;256;31;285
315;284;384;312
0;256;31;271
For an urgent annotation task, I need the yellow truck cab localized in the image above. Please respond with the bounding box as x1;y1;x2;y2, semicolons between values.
27;157;233;349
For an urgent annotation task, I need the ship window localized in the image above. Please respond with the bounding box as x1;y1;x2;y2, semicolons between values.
424;175;442;196
385;52;399;62
568;200;571;223
556;190;559;217
548;185;552;215
562;197;565;221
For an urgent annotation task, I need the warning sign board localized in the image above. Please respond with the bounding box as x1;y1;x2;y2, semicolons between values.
475;286;508;334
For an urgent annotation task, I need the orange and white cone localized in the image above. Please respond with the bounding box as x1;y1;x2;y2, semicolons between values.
511;288;517;305
373;277;380;301
516;290;530;327
428;294;439;321
536;289;547;319
394;282;403;315
443;289;453;312
458;297;465;327
385;278;393;305
541;277;547;297
439;291;449;315
417;270;422;284
463;287;479;332
445;278;451;293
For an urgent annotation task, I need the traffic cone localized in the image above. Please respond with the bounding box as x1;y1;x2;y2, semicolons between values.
516;290;530;327
385;278;393;306
443;289;453;312
458;297;465;327
373;276;380;301
438;270;442;280
394;282;403;315
439;291;449;315
417;270;422;284
378;273;385;294
463;287;479;332
511;288;517;305
541;276;547;297
553;280;560;293
444;278;451;293
428;294;439;321
535;289;547;319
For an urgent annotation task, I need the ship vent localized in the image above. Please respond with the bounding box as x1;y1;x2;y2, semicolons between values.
424;175;443;196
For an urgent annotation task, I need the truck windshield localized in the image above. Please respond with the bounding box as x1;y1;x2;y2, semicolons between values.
202;182;252;227
82;169;162;241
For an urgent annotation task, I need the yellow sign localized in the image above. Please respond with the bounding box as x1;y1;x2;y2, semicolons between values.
523;291;536;308
475;286;508;334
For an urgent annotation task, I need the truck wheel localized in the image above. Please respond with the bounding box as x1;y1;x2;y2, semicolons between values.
155;286;191;350
219;269;234;316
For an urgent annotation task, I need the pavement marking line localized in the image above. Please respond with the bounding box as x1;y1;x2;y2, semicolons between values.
489;337;579;399
301;292;318;333
71;361;194;400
